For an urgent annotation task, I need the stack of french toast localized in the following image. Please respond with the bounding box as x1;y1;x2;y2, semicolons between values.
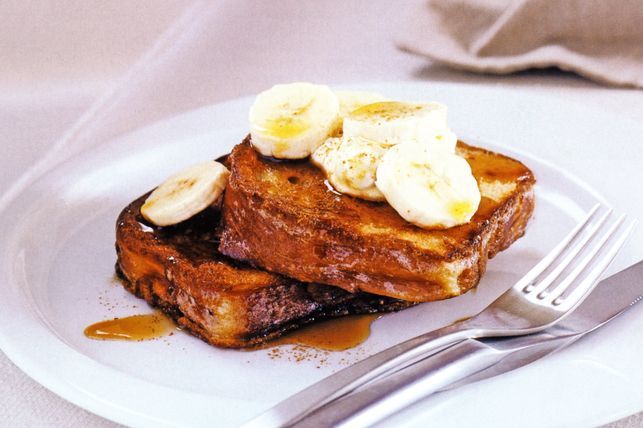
115;83;535;348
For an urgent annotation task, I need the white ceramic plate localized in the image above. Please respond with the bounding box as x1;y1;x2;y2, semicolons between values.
1;82;641;428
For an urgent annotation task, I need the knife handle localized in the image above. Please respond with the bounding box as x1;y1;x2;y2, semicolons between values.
293;339;501;428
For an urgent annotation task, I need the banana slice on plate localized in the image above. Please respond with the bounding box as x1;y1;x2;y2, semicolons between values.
375;142;481;228
335;90;388;118
249;82;340;159
343;101;456;152
312;136;389;201
141;160;229;227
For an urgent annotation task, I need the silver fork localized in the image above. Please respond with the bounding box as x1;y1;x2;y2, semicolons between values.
242;204;635;428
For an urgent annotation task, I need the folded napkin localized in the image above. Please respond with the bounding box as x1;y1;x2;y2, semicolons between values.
398;0;643;88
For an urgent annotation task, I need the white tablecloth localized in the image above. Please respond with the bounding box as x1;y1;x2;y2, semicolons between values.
1;1;642;426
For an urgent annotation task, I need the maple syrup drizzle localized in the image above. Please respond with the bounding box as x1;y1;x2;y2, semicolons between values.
84;311;175;341
266;314;380;351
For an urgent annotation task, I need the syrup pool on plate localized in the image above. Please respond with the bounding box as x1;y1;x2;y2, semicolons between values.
84;311;176;341
266;314;380;351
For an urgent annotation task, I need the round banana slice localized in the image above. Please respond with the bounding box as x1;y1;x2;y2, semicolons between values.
141;160;229;227
311;136;389;201
249;82;340;159
335;90;389;118
375;142;480;228
343;101;456;152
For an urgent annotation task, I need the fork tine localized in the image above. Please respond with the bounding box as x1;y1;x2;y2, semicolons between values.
550;218;635;309
517;203;601;294
542;213;625;302
532;207;612;298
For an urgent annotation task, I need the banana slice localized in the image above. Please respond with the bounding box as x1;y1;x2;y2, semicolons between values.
141;160;229;227
343;101;456;152
335;90;389;118
375;142;480;228
312;136;389;201
429;129;458;153
249;82;340;159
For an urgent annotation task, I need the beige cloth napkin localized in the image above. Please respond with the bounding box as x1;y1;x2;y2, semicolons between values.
398;0;643;88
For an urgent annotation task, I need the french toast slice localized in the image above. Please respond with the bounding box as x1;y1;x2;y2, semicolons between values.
219;138;535;302
115;194;413;348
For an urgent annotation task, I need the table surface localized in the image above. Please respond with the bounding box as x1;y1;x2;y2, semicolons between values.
1;1;641;426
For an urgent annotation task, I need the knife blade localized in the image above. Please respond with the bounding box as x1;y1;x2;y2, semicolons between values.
446;257;643;390
292;260;643;427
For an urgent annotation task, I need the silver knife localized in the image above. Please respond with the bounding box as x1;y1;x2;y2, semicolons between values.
292;260;643;427
241;260;643;427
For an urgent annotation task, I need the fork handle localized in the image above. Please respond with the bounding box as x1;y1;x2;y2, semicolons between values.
241;323;476;428
293;339;498;428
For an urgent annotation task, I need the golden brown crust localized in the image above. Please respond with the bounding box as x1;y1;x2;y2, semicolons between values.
219;137;536;302
115;194;413;348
